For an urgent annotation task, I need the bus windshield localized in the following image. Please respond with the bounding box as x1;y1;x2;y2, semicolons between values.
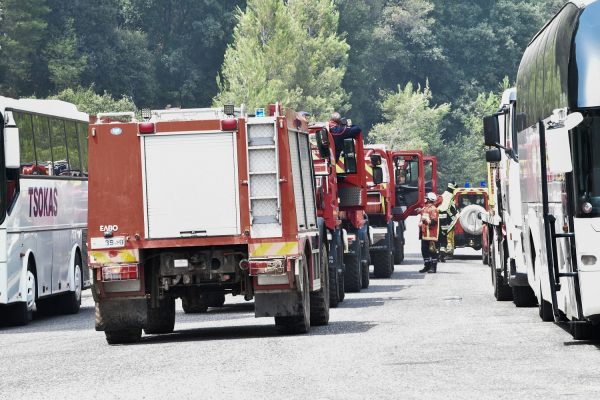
572;113;600;217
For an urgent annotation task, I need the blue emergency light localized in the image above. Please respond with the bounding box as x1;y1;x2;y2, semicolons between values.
481;181;487;188
465;182;471;188
255;108;265;117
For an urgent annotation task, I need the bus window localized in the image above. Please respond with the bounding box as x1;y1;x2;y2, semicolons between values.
50;118;68;175
77;122;88;173
13;112;36;167
65;121;81;173
32;115;52;173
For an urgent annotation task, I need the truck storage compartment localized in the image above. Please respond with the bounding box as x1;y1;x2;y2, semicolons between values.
143;133;240;238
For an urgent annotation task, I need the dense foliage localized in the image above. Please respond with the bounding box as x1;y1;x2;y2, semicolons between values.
0;0;564;185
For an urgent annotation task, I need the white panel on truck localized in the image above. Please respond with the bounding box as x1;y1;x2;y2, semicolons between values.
144;133;240;238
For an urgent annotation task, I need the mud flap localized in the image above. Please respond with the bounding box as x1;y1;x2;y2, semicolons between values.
255;292;302;318
95;298;148;331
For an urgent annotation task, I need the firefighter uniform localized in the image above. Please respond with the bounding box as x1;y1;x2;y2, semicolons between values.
329;113;362;161
438;182;459;261
419;193;440;273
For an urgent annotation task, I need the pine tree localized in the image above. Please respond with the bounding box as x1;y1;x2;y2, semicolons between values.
214;0;349;120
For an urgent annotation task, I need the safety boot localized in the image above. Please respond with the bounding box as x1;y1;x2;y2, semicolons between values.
445;253;454;261
439;251;446;263
427;262;437;273
419;261;431;273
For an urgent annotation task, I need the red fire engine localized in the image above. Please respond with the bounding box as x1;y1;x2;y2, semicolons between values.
364;146;432;277
88;104;329;344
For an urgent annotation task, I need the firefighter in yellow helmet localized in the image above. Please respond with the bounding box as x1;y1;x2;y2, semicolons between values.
418;192;440;273
438;181;459;261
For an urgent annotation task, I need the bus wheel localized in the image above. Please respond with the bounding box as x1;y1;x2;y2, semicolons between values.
275;255;310;334
105;329;142;345
10;262;35;326
512;285;537;307
61;254;82;315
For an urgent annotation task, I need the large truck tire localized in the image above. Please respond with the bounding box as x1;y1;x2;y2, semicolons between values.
492;268;513;301
329;240;340;308
344;252;362;293
512;285;537;307
182;295;208;313
144;297;176;335
394;235;404;265
338;273;345;302
105;329;142;345
310;243;330;325
373;250;393;279
482;248;489;265
275;257;310;334
538;296;554;322
60;254;83;315
361;239;370;289
207;294;226;308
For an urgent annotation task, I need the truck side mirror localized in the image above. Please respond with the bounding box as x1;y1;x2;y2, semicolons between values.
315;129;330;159
486;148;501;163
483;115;500;147
4;127;20;169
370;154;382;166
373;166;384;185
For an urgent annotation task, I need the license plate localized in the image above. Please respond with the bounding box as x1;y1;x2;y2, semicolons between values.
91;237;126;249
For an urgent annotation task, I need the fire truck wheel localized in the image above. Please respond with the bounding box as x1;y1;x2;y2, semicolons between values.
144;297;176;335
394;235;404;264
361;239;370;289
182;295;208;313
311;243;330;325
207;294;226;308
60;254;83;315
275;257;310;334
329;243;340;308
373;250;393;279
512;285;537;307
344;252;362;293
337;241;345;302
105;329;142;345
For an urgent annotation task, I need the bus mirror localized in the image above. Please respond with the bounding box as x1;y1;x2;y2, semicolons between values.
486;148;501;163
4;127;20;169
373;166;384;185
564;112;583;131
546;126;572;173
315;129;330;159
483;115;500;147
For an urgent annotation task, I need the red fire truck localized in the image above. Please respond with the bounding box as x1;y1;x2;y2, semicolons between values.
308;121;373;293
88;104;329;344
364;147;431;277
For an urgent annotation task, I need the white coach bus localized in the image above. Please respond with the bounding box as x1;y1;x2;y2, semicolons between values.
0;97;89;326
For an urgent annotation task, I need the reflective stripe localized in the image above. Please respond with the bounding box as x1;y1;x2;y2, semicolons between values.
250;242;299;257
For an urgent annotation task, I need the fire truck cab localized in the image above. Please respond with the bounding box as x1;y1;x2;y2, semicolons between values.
88;104;329;344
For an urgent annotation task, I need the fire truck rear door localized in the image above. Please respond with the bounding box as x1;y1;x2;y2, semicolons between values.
391;151;425;220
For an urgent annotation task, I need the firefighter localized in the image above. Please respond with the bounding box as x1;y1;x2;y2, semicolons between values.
418;192;440;273
438;181;459;261
329;112;362;161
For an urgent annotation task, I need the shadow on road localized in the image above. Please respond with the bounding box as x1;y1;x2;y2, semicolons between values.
0;305;96;333
139;319;377;345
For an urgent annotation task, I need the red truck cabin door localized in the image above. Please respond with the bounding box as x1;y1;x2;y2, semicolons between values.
391;151;425;220
424;156;438;194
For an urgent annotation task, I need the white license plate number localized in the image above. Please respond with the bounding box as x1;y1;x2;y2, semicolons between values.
91;237;126;249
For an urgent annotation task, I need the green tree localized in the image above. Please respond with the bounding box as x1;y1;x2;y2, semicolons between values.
43;18;87;91
368;82;450;154
0;0;50;96
214;0;349;120
51;86;135;117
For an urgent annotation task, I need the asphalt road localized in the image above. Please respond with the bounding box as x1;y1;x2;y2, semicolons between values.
2;217;600;399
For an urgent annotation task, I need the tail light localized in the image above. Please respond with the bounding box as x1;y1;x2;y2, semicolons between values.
138;122;155;134
249;260;284;275
221;119;238;130
102;265;139;281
